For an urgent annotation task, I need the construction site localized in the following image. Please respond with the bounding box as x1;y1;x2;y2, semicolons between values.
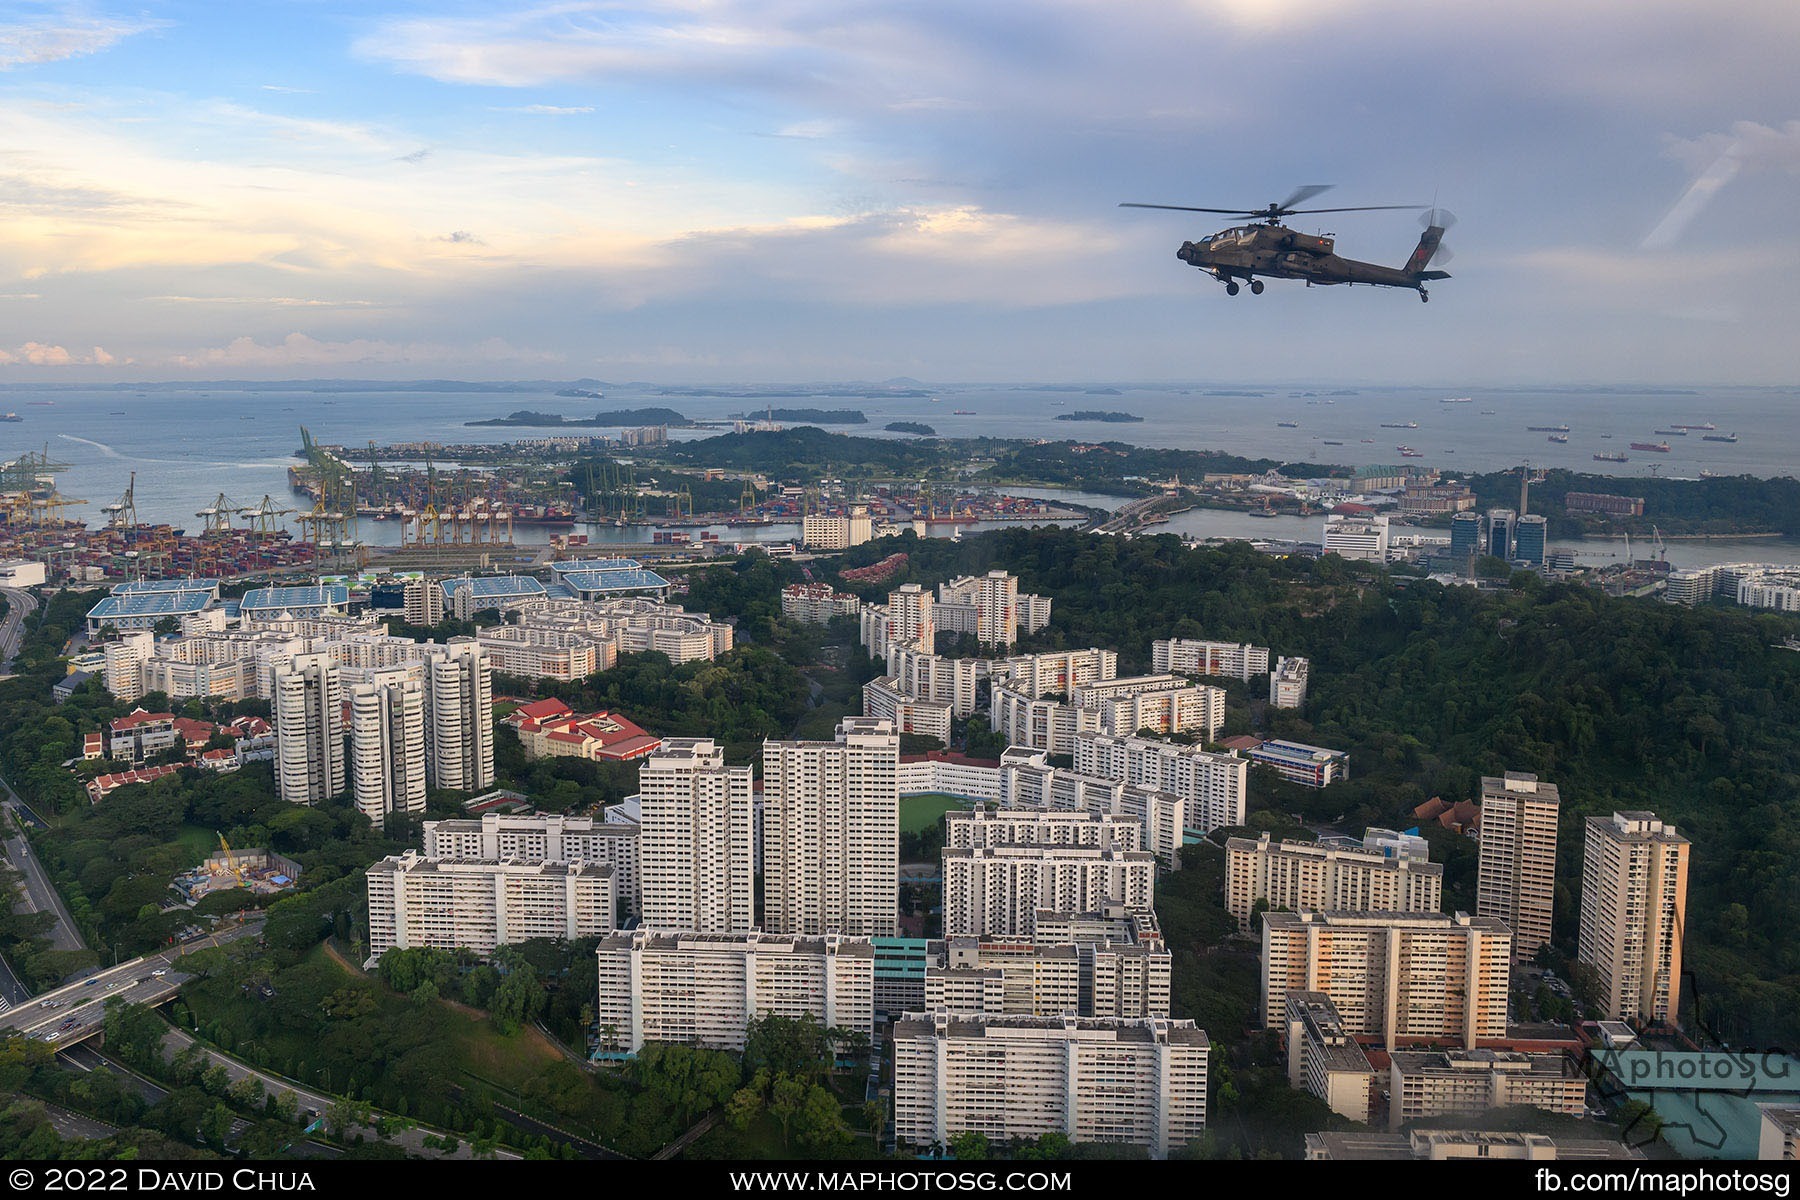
172;838;302;905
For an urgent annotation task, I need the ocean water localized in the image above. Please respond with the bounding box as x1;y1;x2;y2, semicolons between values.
0;383;1793;569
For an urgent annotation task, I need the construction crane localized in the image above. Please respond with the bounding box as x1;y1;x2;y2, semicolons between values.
30;486;85;526
215;832;247;886
297;426;362;567
245;495;297;536
1652;525;1668;562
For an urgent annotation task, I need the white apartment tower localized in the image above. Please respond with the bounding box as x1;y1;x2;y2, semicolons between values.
1269;656;1310;709
1476;772;1560;964
403;575;445;626
637;738;756;933
1577;812;1691;1026
348;669;428;829
762;717;900;938
272;652;344;805
1225;833;1443;932
974;570;1020;648
1152;638;1270;682
892;1013;1209;1159
886;584;934;652
1075;732;1248;836
422;642;495;793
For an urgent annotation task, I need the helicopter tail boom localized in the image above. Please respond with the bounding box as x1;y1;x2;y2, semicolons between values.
1403;225;1448;275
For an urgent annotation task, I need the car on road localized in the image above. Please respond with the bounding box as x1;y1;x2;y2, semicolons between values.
44;1031;60;1042
151;968;168;977
82;978;97;987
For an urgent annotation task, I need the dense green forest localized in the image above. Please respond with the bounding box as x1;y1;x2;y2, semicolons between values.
834;527;1800;1045
1459;467;1800;538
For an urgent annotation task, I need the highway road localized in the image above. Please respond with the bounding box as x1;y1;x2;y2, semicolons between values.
0;584;38;672
2;787;88;956
0;920;261;1046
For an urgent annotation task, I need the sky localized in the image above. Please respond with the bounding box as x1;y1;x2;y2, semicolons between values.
1;0;1798;386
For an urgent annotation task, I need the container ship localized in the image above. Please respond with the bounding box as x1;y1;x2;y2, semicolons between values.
1528;424;1571;433
1629;441;1671;453
1702;432;1738;443
1594;451;1628;462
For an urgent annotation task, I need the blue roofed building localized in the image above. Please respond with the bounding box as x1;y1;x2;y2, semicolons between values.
238;584;350;622
441;574;549;619
549;557;671;601
86;579;220;632
1246;738;1351;788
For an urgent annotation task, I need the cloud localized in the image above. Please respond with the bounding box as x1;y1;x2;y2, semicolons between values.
261;85;317;95
170;332;561;368
146;295;380;308
0;12;159;69
1645;121;1800;249
494;104;595;115
438;231;483;244
396;148;432;164
0;341;116;366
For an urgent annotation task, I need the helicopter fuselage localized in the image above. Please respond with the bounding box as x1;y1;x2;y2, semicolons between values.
1176;222;1445;296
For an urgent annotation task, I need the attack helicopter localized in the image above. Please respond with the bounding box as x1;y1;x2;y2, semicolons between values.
1120;185;1454;302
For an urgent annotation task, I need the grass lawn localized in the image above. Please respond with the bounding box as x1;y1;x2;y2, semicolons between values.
176;824;222;866
898;793;970;834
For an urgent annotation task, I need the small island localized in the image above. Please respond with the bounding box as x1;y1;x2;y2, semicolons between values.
885;421;937;436
1054;410;1144;423
554;388;604;399
466;407;691;427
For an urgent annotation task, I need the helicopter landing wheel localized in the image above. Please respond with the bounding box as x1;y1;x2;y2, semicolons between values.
1249;280;1264;295
1225;281;1240;296
1419;289;1430;304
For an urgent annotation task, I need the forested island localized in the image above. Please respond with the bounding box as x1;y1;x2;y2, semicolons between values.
466;407;692;427
1054;410;1143;423
884;421;937;436
1457;467;1800;538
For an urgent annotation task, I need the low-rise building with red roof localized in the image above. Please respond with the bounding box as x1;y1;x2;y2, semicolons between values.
509;701;661;762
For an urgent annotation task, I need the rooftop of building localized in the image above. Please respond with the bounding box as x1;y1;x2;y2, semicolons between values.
1227;833;1443;874
1388;1047;1577;1077
1304;1130;1641;1161
892;1011;1209;1046
1263;909;1510;933
87;589;215;620
1250;739;1349;761
440;575;549;600
239;584;349;612
371;852;612;878
598;929;877;956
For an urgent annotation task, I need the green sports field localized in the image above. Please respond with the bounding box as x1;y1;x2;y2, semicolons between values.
899;792;974;834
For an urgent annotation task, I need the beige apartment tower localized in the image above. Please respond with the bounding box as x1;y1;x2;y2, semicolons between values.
762;717;900;938
1476;772;1560;963
1577;811;1690;1027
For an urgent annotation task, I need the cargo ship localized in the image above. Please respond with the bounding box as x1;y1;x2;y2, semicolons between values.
1670;422;1716;431
1439;397;1473;404
952;409;976;415
1629;441;1671;453
1381;421;1418;429
1321;439;1344;446
1547;433;1568;443
1527;424;1571;432
1594;451;1628;462
1277;420;1300;427
1702;432;1738;443
0;413;19;423
1653;429;1687;436
1396;445;1423;457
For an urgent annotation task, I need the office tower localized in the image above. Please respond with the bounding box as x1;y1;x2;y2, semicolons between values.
637;738;756;933
1225;832;1443;932
271;652;344;805
1450;511;1484;570
348;669;427;829
762;717;900;937
1260;911;1512;1050
892;1013;1209;1160
421;641;494;793
595;930;875;1054
1487;508;1516;561
1322;513;1391;563
1577;811;1691;1026
1515;514;1548;567
1476;772;1560;964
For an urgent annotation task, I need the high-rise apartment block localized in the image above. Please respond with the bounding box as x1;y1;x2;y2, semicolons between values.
1386;1049;1587;1131
1260;911;1512;1050
594;930;875;1054
422;642;494;793
943;811;1154;939
998;750;1185;868
762;718;900;938
1074;732;1248;836
1152;638;1270;682
637;738;756;933
925;909;1170;1020
1476;772;1560;963
1225;832;1443;932
347;668;427;828
781;582;862;624
271;652;344;805
366;851;615;962
892;1013;1209;1159
422;812;641;916
1285;992;1377;1124
1577;811;1690;1026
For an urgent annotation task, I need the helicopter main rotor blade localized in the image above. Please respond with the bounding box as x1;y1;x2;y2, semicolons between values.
1118;203;1262;214
1277;184;1333;211
1284;204;1427;215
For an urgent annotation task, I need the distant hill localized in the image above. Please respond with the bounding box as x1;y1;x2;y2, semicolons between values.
1055;410;1144;423
885;421;937;436
466;407;691;427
